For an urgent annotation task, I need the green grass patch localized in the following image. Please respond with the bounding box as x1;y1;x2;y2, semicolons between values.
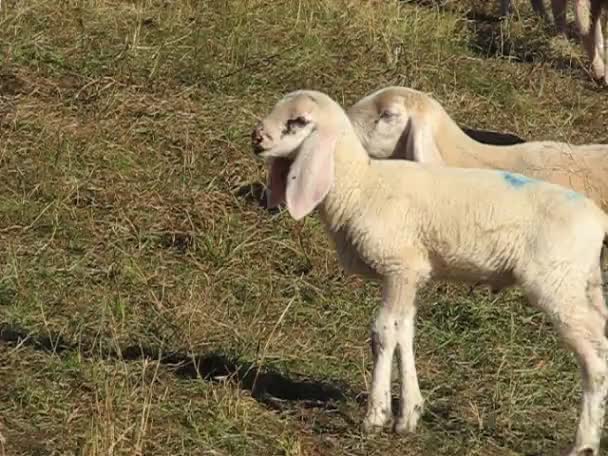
0;0;605;454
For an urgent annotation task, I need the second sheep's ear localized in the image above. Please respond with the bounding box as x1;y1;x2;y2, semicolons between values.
404;116;444;164
285;128;336;220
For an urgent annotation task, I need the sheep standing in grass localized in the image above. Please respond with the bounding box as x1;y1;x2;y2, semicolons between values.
575;0;608;84
500;0;568;34
252;89;608;456
348;86;608;211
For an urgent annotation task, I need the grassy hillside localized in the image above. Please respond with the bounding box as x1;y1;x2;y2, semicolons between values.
1;0;606;454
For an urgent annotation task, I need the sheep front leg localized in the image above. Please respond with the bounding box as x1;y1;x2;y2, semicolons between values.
362;289;398;432
394;281;423;434
362;274;422;434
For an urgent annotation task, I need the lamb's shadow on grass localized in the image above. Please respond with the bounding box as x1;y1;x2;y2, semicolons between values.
234;181;281;214
0;323;349;409
0;324;581;450
164;350;350;409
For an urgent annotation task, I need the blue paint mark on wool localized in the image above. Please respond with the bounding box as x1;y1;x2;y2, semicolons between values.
502;172;537;188
501;171;583;202
566;190;583;201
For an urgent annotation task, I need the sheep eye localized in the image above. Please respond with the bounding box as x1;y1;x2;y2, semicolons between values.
282;116;309;135
288;116;309;128
380;110;397;120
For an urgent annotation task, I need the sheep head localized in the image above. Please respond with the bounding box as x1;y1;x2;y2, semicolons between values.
251;90;348;221
348;88;412;160
348;86;444;164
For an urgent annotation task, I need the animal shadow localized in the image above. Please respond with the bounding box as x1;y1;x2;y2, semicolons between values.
0;323;348;409
235;181;281;214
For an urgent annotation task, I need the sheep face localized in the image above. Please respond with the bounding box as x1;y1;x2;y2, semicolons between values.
251;90;343;221
251;92;317;159
348;96;410;160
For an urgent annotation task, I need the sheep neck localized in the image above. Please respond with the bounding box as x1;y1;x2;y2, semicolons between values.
432;110;520;170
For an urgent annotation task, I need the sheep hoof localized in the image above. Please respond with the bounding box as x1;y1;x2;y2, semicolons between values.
591;62;605;82
393;405;423;434
393;418;417;434
361;420;384;435
361;409;391;434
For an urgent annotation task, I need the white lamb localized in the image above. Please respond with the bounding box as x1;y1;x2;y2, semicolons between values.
251;89;608;456
347;85;608;211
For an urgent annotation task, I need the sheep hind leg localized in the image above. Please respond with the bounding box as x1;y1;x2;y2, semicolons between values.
548;284;608;456
362;274;423;434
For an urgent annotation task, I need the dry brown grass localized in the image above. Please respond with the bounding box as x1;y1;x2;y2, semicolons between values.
1;0;607;454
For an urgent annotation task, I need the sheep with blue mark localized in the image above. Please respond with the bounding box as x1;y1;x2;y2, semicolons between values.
252;89;608;456
347;86;608;212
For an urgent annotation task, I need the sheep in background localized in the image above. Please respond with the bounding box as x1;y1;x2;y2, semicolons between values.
500;0;568;34
575;0;608;84
347;86;608;211
252;89;608;456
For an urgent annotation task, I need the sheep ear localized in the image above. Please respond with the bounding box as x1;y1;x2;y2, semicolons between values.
285;129;336;220
405;116;443;164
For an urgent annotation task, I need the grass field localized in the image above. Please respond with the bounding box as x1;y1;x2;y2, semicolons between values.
2;0;608;455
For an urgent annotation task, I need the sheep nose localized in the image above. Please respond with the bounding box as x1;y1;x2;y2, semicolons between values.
251;124;266;154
